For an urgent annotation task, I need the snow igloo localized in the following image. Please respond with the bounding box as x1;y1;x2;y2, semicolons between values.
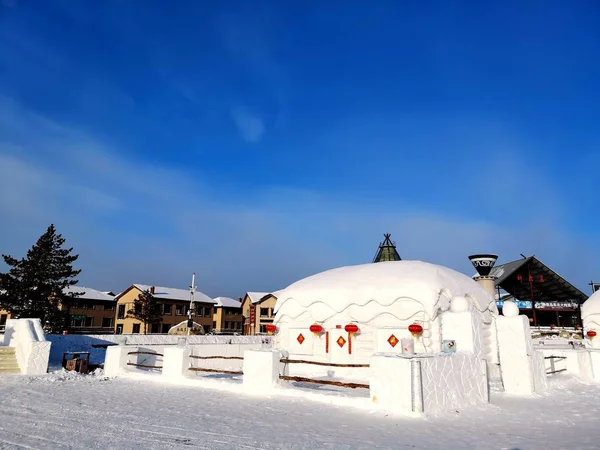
582;290;600;344
273;260;499;368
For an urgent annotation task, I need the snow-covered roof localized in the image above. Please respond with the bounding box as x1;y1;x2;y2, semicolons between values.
274;260;497;322
133;284;216;304
246;292;271;304
63;286;115;302
214;297;242;308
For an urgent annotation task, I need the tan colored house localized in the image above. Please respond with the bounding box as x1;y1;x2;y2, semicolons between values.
241;291;280;335
114;284;216;334
63;286;117;334
212;297;243;334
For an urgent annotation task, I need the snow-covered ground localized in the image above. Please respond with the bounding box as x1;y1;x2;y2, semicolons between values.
1;371;600;449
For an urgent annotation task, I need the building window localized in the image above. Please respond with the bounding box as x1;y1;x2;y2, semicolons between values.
116;324;123;334
85;317;94;327
260;308;269;317
102;317;113;328
162;323;170;333
132;324;140;334
151;323;160;334
117;304;125;319
175;305;183;316
213;321;216;329
162;304;172;315
105;303;115;311
205;307;212;317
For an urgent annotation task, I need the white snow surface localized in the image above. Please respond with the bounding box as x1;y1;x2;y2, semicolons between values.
64;285;115;301
275;260;498;319
132;284;216;304
213;296;242;308
2;371;600;449
246;291;271;303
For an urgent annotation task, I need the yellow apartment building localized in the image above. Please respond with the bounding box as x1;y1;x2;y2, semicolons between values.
212;297;243;334
114;284;216;334
241;291;280;335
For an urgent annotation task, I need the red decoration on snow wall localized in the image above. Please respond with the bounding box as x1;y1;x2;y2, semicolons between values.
408;323;423;338
587;330;597;339
265;324;277;335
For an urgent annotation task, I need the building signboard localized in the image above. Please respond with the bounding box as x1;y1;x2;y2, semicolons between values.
71;314;87;320
496;300;533;309
249;305;255;326
534;300;579;310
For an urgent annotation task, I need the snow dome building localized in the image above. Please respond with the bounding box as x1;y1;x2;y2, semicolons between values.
273;260;499;370
582;289;600;334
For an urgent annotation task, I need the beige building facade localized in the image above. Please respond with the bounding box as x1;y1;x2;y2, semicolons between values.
241;291;279;335
114;284;216;334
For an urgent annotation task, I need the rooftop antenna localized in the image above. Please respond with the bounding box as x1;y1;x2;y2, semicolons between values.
187;272;196;336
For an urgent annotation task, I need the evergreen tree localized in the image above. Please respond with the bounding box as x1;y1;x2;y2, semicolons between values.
0;224;82;332
126;289;163;334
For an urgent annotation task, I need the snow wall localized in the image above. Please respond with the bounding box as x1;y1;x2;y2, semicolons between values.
42;334;272;370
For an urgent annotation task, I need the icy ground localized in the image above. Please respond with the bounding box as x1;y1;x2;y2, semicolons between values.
1;372;600;449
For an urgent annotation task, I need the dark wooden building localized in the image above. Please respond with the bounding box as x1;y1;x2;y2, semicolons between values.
491;256;587;328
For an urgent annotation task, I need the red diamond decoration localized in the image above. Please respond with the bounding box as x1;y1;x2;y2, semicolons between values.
297;333;305;345
387;334;399;348
336;336;346;348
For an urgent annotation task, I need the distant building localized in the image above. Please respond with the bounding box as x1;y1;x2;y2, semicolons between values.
1;286;116;334
241;291;279;335
63;286;117;334
490;255;588;328
114;284;216;334
372;233;401;263
212;297;243;334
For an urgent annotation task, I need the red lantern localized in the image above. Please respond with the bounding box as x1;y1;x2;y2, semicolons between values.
344;324;359;335
265;324;277;335
587;330;597;339
528;274;533;282
309;323;323;336
539;275;545;283
408;323;423;338
517;274;523;282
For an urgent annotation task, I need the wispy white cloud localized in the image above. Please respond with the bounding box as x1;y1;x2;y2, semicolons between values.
0;97;597;298
229;107;265;143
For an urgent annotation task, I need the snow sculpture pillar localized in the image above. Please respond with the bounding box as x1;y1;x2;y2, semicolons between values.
496;302;548;394
162;346;190;380
369;354;422;414
441;296;484;358
104;345;134;377
243;349;281;393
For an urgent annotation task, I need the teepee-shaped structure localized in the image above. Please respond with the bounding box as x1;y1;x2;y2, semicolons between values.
372;233;402;263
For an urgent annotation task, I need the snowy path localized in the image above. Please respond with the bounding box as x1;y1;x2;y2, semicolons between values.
1;372;600;449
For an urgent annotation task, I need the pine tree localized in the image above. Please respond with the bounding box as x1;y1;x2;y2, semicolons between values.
126;289;163;334
0;224;82;332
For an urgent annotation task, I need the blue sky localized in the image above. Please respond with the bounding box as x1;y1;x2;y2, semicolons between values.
0;0;599;297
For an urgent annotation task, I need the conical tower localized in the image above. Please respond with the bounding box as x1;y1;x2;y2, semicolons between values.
372;233;401;263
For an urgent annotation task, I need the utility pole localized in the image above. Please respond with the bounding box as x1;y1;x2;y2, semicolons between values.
188;273;196;336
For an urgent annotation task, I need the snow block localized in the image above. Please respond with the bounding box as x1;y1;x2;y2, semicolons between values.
243;349;281;393
3;318;51;375
589;350;600;382
162;346;190;380
369;354;414;413
104;345;134;377
420;352;489;412
441;310;484;359
496;314;547;394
